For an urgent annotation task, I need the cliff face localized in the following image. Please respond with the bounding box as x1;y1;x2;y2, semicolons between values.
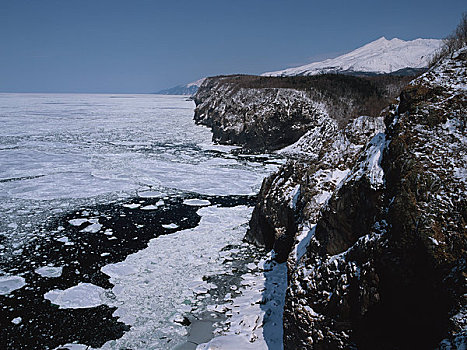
192;48;465;349
270;48;466;349
193;74;410;152
245;115;385;262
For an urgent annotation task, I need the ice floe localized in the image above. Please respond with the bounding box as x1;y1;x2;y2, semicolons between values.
80;222;102;233
141;205;159;210
44;283;107;309
0;275;26;295
122;203;140;209
183;199;211;206
68;218;89;227
198;252;288;350
0;94;280;348
35;266;63;278
162;223;179;229
11;317;22;325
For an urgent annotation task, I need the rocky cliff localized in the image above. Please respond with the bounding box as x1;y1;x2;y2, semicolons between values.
193;74;411;152
192;43;465;348
249;48;466;349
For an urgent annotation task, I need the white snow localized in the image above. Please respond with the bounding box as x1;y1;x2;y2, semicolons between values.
288;185;301;209
0;275;26;295
263;37;442;76
344;132;387;189
35;266;63;278
44;283;107;309
295;225;316;263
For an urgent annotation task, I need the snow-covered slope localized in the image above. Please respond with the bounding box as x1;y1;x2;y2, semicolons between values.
263;37;442;76
156;78;206;95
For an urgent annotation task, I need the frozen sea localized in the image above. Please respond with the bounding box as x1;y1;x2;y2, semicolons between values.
0;93;281;349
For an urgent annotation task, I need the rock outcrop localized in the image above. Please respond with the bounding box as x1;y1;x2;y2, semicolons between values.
274;48;466;349
193;74;411;152
245;115;385;262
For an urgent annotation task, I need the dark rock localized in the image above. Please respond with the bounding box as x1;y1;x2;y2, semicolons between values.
174;317;191;326
283;47;467;349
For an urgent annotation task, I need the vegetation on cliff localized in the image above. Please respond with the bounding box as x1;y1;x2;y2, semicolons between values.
193;74;414;152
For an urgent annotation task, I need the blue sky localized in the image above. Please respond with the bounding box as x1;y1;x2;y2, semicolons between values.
0;0;465;93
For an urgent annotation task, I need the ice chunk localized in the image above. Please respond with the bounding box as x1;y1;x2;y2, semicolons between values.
35;266;63;278
7;223;18;229
141;205;159;210
123;203;141;209
80;223;102;233
53;344;89;350
183;199;211;206
68;218;89;226
0;275;26;295
101;262;138;278
11;317;22;325
56;236;69;243
162;223;178;229
44;283;107;309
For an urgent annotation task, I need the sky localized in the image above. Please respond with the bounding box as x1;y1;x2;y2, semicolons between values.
0;0;465;93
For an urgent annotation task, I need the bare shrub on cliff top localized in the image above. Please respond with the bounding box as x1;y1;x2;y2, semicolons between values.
430;12;467;67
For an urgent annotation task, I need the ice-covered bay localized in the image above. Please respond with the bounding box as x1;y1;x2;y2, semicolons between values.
0;93;277;252
0;93;281;349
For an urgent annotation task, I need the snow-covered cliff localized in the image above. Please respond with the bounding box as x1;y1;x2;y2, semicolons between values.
249;46;466;349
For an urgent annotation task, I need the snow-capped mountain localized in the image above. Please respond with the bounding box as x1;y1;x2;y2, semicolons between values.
262;37;442;76
156;77;206;95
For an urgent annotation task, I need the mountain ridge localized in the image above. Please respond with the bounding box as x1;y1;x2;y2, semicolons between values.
262;37;442;77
